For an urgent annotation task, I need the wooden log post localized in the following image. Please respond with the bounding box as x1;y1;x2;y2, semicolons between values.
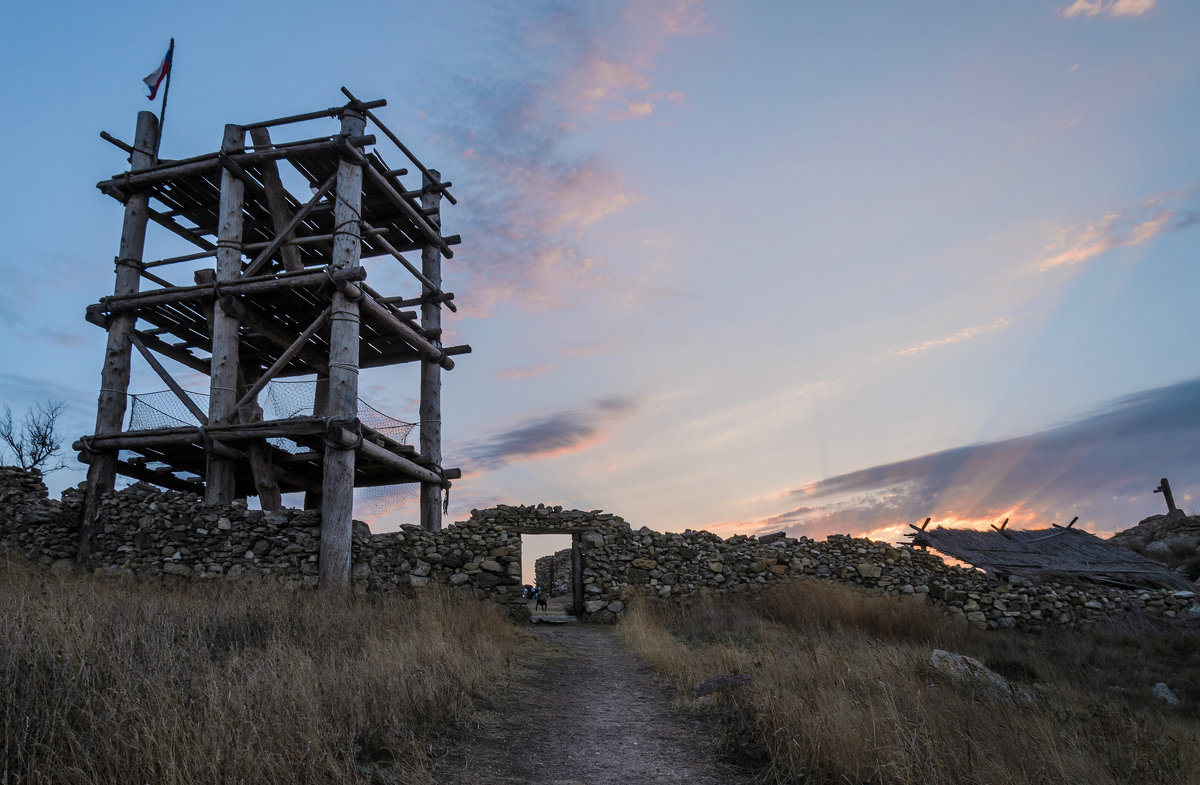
78;111;159;565
239;357;282;511
319;109;366;592
304;373;328;511
419;170;445;532
247;127;304;273
204;124;246;504
1155;478;1179;515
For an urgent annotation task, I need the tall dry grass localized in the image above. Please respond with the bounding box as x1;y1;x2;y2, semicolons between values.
620;579;1200;785
0;559;528;785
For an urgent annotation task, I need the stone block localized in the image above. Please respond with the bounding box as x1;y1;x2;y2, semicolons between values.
855;562;882;579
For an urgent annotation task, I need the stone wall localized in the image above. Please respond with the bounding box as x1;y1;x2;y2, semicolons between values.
1;467;1196;629
534;548;572;596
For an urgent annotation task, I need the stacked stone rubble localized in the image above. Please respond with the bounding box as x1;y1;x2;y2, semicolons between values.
0;467;1195;628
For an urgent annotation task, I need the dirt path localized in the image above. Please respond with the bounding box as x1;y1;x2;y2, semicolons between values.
431;623;753;785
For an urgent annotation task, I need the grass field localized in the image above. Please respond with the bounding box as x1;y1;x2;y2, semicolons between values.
619;578;1200;785
0;560;528;785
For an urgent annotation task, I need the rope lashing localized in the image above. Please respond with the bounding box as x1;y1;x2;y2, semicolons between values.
325;417;363;450
78;435;97;457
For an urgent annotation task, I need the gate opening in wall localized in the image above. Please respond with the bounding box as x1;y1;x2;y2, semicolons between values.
521;532;580;622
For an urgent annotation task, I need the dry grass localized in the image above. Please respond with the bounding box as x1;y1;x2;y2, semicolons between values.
619;579;1200;785
0;559;528;785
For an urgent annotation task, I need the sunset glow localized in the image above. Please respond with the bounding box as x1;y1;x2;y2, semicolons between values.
2;1;1199;545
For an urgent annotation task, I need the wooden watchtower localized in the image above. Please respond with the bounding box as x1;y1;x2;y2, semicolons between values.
76;90;468;589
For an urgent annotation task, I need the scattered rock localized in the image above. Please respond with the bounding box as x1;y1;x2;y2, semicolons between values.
1153;682;1181;706
929;649;1033;706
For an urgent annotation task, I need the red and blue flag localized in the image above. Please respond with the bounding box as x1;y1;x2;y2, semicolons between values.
143;41;174;100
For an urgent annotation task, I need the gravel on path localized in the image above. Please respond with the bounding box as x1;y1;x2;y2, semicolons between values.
431;623;753;785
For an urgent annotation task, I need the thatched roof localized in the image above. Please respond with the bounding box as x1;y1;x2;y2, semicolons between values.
909;524;1193;590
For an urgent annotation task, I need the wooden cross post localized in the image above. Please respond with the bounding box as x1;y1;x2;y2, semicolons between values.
318;108;366;591
1155;478;1179;515
204;123;246;504
78;111;159;565
419;170;445;532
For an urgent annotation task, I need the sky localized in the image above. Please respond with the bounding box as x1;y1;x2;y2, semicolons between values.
2;0;1199;566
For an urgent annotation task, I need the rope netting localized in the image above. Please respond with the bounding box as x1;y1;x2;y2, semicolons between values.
128;380;415;445
125;381;420;520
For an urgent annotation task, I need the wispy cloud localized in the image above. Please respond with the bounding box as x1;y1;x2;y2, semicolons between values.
1039;191;1199;270
466;395;639;470
421;1;710;315
725;377;1200;540
495;364;555;381
890;318;1010;358
1060;0;1155;19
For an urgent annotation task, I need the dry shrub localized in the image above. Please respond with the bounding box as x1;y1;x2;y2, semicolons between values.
754;578;963;644
0;560;527;785
620;580;1200;785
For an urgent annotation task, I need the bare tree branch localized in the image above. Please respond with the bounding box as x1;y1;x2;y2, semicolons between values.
0;400;67;473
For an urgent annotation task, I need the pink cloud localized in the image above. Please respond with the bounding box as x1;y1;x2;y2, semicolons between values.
423;1;711;315
1060;0;1155;18
890;317;1010;358
1039;192;1192;270
496;364;555;380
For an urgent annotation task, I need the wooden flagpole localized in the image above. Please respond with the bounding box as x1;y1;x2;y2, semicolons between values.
155;38;175;159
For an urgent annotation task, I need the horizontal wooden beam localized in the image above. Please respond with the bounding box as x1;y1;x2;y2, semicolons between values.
113;460;205;494
378;291;455;308
94;267;367;313
74;417;329;453
97;135;376;196
241;99;387;131
329;425;442;484
355;290;454;369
